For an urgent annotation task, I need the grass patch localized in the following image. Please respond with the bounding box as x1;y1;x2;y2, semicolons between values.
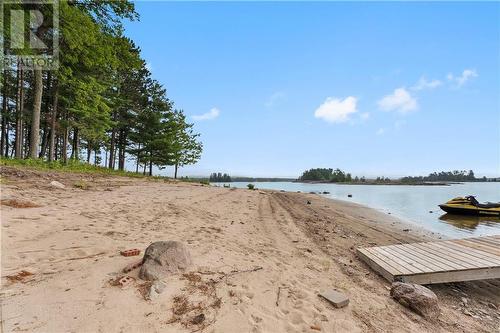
0;157;164;179
73;180;89;190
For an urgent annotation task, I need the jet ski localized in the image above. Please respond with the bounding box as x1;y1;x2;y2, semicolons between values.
439;196;500;216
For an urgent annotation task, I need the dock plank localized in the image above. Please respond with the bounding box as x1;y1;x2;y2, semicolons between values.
357;235;500;284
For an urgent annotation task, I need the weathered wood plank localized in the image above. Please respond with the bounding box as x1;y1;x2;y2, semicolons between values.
414;242;482;269
357;235;500;285
389;245;444;272
403;243;465;270
364;247;411;275
437;242;500;265
400;267;500;285
377;246;431;273
372;247;423;274
455;239;500;256
357;248;396;281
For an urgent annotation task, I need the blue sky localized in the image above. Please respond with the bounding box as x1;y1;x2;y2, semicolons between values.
124;2;499;178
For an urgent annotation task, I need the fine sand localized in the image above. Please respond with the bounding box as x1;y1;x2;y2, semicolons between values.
1;167;499;333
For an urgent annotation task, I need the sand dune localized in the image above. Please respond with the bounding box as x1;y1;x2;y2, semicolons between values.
1;167;498;332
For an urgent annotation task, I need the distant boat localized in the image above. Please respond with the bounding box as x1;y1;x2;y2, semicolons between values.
439;196;500;216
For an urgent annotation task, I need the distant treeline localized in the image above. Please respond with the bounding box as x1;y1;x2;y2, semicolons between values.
209;172;231;182
299;168;496;183
232;177;295;182
207;173;294;182
299;168;353;182
400;170;491;183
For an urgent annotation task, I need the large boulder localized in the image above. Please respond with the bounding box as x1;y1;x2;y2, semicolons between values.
390;282;440;319
139;241;192;281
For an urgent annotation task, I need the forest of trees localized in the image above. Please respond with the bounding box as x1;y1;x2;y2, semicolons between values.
400;170;481;183
209;173;231;182
299;168;352;182
0;1;202;178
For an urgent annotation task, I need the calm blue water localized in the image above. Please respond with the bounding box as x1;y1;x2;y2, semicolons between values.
215;182;500;238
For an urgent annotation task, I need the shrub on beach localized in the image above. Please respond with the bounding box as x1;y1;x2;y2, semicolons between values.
247;184;255;190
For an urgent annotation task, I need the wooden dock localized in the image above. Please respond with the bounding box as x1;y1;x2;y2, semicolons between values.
357;235;500;284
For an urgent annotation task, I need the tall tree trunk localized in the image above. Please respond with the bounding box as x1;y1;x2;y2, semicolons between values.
135;143;141;173
30;68;43;158
62;126;68;164
108;111;116;169
94;148;98;166
70;127;79;159
142;162;146;175
48;81;58;161
87;143;91;163
39;72;51;158
149;150;153;176
174;163;178;179
1;68;8;157
14;65;24;159
4;123;9;157
117;129;124;171
39;128;49;158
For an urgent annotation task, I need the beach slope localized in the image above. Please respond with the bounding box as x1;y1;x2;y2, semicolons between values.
1;167;498;332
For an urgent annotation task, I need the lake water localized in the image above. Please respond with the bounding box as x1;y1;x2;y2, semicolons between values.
216;182;500;238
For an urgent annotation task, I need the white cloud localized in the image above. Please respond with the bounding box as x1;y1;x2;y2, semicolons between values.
412;77;442;91
360;112;370;120
265;91;286;108
447;69;478;87
376;128;385;135
378;88;417;114
314;96;358;123
192;107;220;121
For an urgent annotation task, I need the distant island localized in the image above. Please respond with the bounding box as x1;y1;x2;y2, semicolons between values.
204;172;294;183
296;168;498;185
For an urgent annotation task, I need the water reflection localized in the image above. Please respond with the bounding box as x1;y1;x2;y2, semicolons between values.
439;213;500;230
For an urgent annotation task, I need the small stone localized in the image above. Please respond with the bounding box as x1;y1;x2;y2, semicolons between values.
145;281;166;300
390;282;440;319
461;297;468;306
50;181;65;189
307;201;311;205
191;313;205;325
319;290;349;308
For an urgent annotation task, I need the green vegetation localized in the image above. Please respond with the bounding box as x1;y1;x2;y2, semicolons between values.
299;168;352;182
1;1;202;178
247;183;255;190
232;177;295;182
209;172;231;182
401;170;491;183
1;157;150;178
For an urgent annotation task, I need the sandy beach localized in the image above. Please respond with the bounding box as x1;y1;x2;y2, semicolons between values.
1;167;499;333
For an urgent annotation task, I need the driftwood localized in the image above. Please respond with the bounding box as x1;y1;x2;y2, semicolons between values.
276;286;281;306
211;266;263;285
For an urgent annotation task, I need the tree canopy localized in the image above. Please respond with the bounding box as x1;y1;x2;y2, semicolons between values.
1;1;202;177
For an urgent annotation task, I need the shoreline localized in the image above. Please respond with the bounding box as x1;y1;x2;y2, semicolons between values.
1;166;498;332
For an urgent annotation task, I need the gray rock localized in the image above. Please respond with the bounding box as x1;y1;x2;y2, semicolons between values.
139;241;192;281
319;289;349;308
50;181;65;189
145;281;166;300
390;282;440;319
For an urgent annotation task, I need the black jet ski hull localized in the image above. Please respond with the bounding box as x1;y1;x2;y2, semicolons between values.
439;205;500;216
